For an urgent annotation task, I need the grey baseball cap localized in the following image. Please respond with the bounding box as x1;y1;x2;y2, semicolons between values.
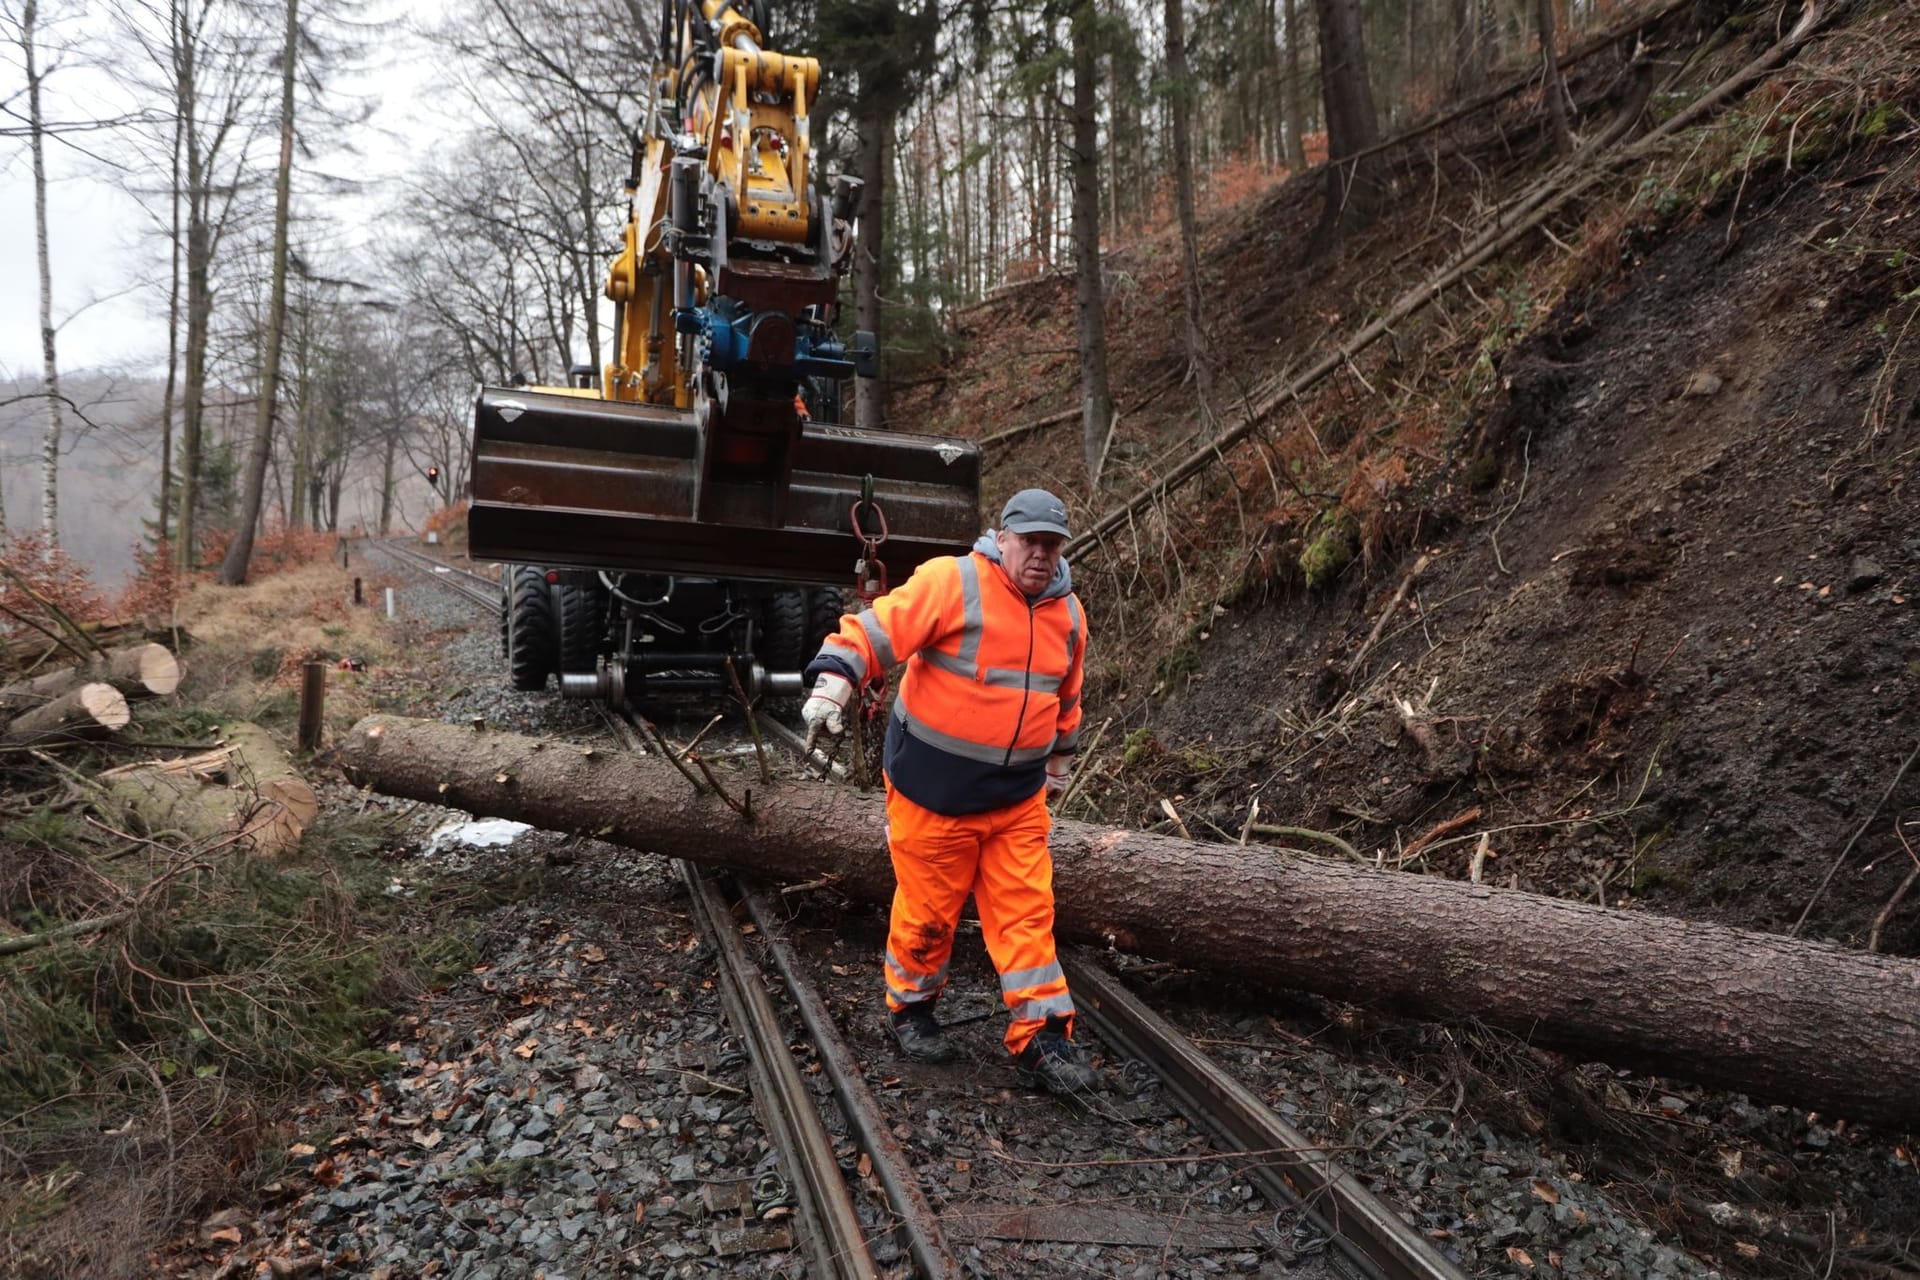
1000;488;1071;538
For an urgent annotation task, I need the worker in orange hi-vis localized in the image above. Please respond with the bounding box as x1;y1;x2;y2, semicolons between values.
801;489;1099;1094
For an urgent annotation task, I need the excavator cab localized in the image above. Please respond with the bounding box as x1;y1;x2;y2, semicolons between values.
470;0;980;705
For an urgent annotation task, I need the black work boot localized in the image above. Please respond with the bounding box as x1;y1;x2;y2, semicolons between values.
1014;1015;1099;1094
889;1005;957;1064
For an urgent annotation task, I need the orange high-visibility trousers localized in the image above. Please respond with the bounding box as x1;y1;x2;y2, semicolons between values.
881;783;1075;1055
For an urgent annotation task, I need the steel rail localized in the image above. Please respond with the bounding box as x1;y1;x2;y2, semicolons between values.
736;880;963;1279
760;713;1454;1278
1063;954;1468;1280
372;539;499;610
596;708;878;1279
681;863;880;1280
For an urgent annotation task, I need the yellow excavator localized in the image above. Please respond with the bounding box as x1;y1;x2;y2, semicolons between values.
470;0;980;702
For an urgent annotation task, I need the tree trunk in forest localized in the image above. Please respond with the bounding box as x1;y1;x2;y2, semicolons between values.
1164;0;1214;412
158;94;183;548
24;0;65;548
1069;0;1115;485
378;427;397;533
1282;0;1308;172
289;291;311;529
219;0;298;585
1308;0;1384;257
853;97;891;431
1536;0;1572;152
176;0;208;575
338;713;1920;1132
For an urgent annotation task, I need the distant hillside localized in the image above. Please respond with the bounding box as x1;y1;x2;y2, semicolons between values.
0;374;164;591
1;373;448;591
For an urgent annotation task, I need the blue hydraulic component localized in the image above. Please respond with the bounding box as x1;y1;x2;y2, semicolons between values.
694;296;856;380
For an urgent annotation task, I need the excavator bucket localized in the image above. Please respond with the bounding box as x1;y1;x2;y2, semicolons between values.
466;386;982;585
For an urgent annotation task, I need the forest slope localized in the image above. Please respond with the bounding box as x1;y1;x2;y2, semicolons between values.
895;0;1920;951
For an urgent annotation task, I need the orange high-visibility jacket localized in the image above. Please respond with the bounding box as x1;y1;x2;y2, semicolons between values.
806;533;1087;816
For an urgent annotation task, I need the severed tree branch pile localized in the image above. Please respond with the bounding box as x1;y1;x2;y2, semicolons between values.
1;642;317;859
340;714;1920;1133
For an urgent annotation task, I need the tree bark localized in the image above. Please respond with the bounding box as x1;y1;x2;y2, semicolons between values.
0;643;184;717
177;0;210;575
219;0;299;586
158;38;184;549
1281;0;1308;172
338;713;1920;1132
102;721;316;857
24;0;65;548
1164;0;1214;412
3;683;130;747
852;95;892;431
1308;0;1384;257
378;425;397;533
1536;0;1572;153
1069;0;1115;485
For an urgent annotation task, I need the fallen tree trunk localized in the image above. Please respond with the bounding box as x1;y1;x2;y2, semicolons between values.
339;714;1920;1131
103;722;318;856
2;683;131;747
0;642;185;717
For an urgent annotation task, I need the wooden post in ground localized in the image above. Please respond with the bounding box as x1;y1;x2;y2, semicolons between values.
298;662;326;751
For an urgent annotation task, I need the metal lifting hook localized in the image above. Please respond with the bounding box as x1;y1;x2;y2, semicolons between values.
850;473;889;604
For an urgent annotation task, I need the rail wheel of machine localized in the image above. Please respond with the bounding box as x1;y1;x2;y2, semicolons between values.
555;581;606;676
761;588;811;673
503;566;557;691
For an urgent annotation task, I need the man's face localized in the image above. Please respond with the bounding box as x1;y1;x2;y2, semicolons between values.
997;528;1065;594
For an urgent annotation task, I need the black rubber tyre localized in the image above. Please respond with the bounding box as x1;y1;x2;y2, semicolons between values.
807;587;848;653
760;589;811;672
502;566;557;691
555;580;607;676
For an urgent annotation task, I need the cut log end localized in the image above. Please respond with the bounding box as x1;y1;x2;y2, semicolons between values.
82;683;133;731
2;681;131;746
127;642;185;696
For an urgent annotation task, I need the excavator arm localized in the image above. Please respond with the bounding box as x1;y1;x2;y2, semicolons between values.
468;0;978;587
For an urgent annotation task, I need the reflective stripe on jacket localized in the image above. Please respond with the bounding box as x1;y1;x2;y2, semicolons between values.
806;535;1087;816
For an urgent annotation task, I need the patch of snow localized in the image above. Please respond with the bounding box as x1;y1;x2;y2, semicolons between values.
424;817;533;855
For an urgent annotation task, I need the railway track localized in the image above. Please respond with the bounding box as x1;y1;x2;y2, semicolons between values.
371;537;501;611
374;542;1470;1280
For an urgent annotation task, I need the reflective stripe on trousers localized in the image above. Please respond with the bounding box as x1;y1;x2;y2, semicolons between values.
881;783;1075;1054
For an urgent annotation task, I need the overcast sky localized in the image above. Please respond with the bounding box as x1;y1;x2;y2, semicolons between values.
0;0;436;378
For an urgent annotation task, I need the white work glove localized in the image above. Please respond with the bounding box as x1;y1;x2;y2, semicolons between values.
801;673;854;738
1045;753;1073;799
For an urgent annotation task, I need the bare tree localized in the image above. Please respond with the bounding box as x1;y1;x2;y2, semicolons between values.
1281;0;1309;172
1163;0;1212;413
1536;0;1571;153
1307;0;1382;257
122;0;273;572
1069;0;1113;483
421;0;645;380
5;0;68;546
813;0;939;431
219;0;298;584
